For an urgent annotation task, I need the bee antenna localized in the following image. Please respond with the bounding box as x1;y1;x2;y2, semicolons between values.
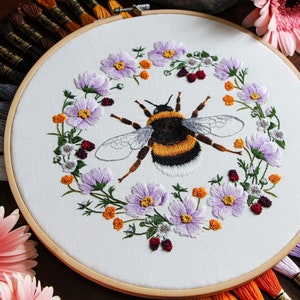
165;94;173;105
144;99;157;107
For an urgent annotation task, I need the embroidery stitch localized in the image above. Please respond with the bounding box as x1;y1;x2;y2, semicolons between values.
49;40;285;252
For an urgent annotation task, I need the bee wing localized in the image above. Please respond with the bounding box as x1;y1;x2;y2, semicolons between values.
182;115;244;137
96;126;154;161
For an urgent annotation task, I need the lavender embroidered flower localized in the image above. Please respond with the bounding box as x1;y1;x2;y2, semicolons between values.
246;132;282;167
168;197;207;237
75;71;111;95
214;57;242;80
65;97;103;130
237;83;269;105
148;41;187;67
207;182;247;220
100;52;137;80
125;182;168;218
78;167;113;194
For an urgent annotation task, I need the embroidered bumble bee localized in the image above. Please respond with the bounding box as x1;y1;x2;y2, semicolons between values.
96;92;244;182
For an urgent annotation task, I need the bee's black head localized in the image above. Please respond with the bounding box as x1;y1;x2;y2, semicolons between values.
145;95;173;114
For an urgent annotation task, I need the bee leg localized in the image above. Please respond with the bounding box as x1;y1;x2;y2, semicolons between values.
191;96;211;118
118;139;153;182
135;100;152;117
175;91;181;112
110;113;141;130
196;133;242;155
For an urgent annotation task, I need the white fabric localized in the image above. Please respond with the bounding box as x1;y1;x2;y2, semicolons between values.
6;13;300;294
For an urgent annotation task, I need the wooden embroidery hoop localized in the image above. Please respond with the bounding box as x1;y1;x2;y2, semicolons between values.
4;10;300;298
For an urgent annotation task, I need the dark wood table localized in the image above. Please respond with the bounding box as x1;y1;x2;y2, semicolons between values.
0;1;299;299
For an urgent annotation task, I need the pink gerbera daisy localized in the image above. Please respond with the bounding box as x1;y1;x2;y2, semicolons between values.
242;0;300;56
0;273;60;299
0;207;38;281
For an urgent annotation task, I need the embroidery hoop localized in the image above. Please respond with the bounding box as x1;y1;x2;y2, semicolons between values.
4;10;300;298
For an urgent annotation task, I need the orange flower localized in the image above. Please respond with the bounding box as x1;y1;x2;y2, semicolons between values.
209;219;222;231
268;174;281;184
234;138;245;149
113;218;124;231
139;59;152;69
60;174;74;185
52;113;67;123
192;187;208;199
223;95;234;106
140;70;150;80
224;81;234;91
103;206;116;220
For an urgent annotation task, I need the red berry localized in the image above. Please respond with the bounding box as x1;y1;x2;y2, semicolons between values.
186;73;197;83
81;140;95;151
196;70;206;79
149;237;160;251
101;97;114;106
228;169;239;182
161;239;173;252
250;203;262;215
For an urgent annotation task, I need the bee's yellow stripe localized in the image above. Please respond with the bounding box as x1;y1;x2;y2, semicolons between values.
146;111;185;125
152;135;197;157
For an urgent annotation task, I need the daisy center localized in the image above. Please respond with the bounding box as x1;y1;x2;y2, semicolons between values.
78;109;91;119
222;195;236;206
140;196;154;207
250;92;261;100
114;61;125;71
162;49;175;58
180;214;193;223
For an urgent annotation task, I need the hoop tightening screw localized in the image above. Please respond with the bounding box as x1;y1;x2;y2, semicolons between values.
113;4;150;16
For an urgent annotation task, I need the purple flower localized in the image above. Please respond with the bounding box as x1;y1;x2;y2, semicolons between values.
207;182;247;220
168;197;207;237
100;52;137;80
74;71;111;95
237;83;269;105
125;182;168;218
65;97;103;130
148;41;187;67
78;167;113;194
214;57;242;80
246;132;282;167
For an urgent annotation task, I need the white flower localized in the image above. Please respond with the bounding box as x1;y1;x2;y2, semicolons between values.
248;184;262;197
60;143;77;156
256;118;270;131
157;222;171;238
62;160;77;173
201;57;213;66
270;129;285;141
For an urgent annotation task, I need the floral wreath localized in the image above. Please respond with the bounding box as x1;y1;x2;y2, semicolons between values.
50;40;285;252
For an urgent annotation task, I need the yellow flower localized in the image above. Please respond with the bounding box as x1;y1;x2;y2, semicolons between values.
192;187;208;199
268;174;281;184
234;138;245;149
140;70;150;80
224;81;234;91
223;95;234;106
209;219;222;231
103;206;116;220
139;59;152;69
52;113;67;123
60;174;74;185
113;218;124;231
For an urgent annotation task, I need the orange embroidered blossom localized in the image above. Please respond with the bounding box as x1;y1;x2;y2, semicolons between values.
52;113;67;123
234;138;245;149
113;218;124;231
60;174;74;185
103;206;116;220
192;187;208;199
268;174;281;184
140;70;150;80
209;219;222;231
223;95;234;106
139;59;152;69
224;81;234;91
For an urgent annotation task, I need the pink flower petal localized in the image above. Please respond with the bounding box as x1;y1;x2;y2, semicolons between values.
278;30;296;56
242;8;261;27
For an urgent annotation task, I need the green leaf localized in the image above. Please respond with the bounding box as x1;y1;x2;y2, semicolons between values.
71;136;83;144
268;122;277;130
200;51;209;58
276;139;285;149
146;227;157;239
152;214;165;225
